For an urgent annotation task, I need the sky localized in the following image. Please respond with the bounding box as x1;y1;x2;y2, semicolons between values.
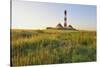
12;0;97;31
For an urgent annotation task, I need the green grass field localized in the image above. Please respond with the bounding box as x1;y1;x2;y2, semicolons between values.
11;29;96;66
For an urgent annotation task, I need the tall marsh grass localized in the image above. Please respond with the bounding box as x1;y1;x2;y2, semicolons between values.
11;29;96;66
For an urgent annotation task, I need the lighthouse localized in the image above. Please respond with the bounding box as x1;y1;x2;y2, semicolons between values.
64;10;67;28
47;10;76;30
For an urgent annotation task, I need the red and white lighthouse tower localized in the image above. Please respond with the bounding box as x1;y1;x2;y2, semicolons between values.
64;10;67;28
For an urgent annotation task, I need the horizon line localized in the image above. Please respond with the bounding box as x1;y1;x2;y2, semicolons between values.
11;28;96;31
